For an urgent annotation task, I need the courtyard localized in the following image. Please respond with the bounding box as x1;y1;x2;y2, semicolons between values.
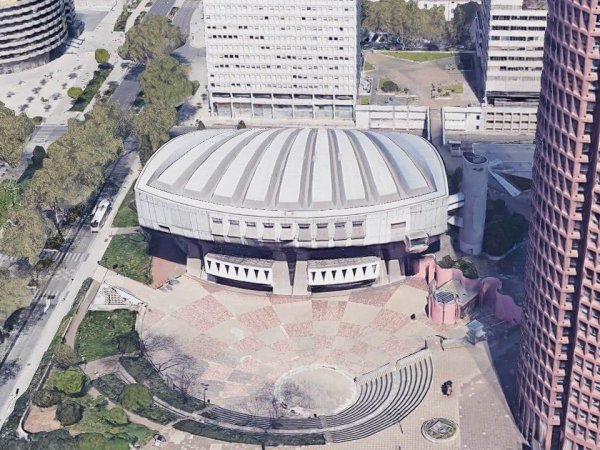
84;267;524;450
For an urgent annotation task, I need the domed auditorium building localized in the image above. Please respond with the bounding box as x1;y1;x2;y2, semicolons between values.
135;128;457;294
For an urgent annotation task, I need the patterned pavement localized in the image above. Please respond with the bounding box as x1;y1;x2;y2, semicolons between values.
101;272;523;450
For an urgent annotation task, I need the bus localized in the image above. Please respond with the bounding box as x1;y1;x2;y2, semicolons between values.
90;199;111;233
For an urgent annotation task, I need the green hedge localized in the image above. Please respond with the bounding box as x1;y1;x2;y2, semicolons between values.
119;357;204;413
174;420;326;446
93;373;179;425
70;66;113;112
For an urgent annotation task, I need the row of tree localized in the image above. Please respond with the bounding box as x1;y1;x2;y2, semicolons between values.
120;15;195;164
362;0;480;49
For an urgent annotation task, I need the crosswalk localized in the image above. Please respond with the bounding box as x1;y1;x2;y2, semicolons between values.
0;251;88;269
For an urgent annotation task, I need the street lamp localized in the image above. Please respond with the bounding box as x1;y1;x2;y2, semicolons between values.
200;382;209;405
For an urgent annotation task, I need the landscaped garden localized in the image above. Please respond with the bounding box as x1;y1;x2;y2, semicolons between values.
483;199;528;257
382;51;456;63
100;233;153;284
69;65;114;112
75;309;138;361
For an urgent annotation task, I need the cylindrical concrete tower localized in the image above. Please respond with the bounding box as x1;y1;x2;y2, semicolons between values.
0;0;74;74
459;152;488;255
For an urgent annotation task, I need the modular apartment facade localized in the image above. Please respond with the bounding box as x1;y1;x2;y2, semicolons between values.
517;0;600;449
0;0;75;74
474;0;547;104
203;0;360;121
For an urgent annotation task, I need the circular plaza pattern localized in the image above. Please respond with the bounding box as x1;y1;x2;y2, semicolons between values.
274;365;357;416
140;278;432;413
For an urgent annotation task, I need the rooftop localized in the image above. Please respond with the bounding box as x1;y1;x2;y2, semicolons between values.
138;128;447;214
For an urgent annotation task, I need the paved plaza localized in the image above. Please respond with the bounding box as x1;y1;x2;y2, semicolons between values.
99;270;524;450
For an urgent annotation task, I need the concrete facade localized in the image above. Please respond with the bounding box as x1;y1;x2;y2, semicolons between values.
0;0;75;74
517;1;600;449
473;0;547;104
135;128;451;293
442;104;538;141
458;152;488;256
203;0;360;121
355;104;429;134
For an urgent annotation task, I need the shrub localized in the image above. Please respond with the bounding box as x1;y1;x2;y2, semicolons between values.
237;120;246;129
55;401;83;426
436;255;479;279
105;406;129;425
67;87;83;99
32;116;43;125
32;389;61;407
380;80;399;93
196;120;205;130
50;367;88;396
77;433;129;450
117;330;140;354
121;384;152;412
54;344;78;369
95;49;110;64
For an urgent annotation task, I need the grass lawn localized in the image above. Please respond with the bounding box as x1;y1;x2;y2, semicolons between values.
444;82;464;94
112;184;138;228
100;233;153;284
70;66;113;112
359;97;370;105
75;310;136;361
363;61;375;71
382;51;456;63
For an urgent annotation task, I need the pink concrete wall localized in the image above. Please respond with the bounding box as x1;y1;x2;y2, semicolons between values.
416;256;522;324
429;298;459;325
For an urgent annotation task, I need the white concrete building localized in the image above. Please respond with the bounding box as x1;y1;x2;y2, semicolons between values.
0;0;75;74
203;0;360;121
474;0;547;104
135;128;454;294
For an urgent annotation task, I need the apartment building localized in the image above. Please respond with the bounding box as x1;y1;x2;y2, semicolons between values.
416;0;478;21
203;0;360;121
473;0;547;104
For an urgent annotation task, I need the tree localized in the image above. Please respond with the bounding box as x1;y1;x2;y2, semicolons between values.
380;80;399;93
117;330;140;354
0;270;30;325
140;56;194;106
105;406;129;425
448;2;480;47
134;102;176;165
54;344;78;369
119;15;185;64
95;48;110;64
55;401;83;426
51;367;88;396
32;389;62;407
0;102;34;167
237;120;246;129
67;87;83;99
25;103;131;230
121;384;152;412
0;208;49;264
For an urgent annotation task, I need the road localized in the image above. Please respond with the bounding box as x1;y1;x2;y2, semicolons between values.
111;0;203;107
0;0;202;431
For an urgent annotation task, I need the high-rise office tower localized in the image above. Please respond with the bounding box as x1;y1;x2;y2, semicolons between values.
517;1;600;449
473;0;547;104
203;0;360;121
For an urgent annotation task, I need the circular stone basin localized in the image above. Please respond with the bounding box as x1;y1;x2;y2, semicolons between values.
421;418;459;442
274;365;357;416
